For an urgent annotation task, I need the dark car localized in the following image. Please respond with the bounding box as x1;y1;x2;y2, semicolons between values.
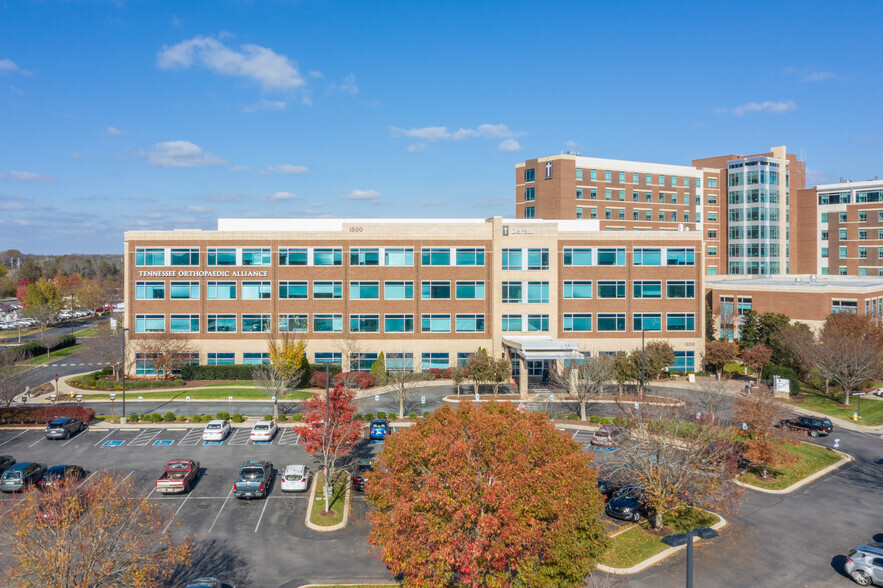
184;579;222;588
597;479;625;502
605;487;655;522
778;416;833;437
369;419;390;442
0;462;48;493
233;459;274;499
353;460;374;492
0;455;15;476
44;417;85;440
36;465;87;491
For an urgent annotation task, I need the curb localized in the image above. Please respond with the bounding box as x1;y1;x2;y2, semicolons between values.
597;513;728;575
304;471;351;532
734;446;853;494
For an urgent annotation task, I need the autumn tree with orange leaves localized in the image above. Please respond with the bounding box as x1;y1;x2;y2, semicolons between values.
367;402;609;587
733;387;798;478
0;472;192;587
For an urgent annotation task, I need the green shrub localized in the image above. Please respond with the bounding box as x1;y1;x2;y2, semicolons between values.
408;412;417;420
216;411;231;421
179;364;256;381
354;413;362;421
277;413;287;422
762;363;800;395
163;411;176;422
263;414;273;421
128;413;140;422
231;413;244;423
589;415;600;424
148;413;163;423
308;362;342;376
173;378;185;386
376;411;386;419
423;411;430;418
291;413;303;422
363;413;373;421
567;413;579;421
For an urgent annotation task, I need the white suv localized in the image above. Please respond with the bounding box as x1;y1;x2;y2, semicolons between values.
202;420;231;441
250;421;277;442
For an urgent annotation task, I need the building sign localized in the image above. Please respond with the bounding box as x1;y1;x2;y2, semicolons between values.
503;226;535;236
137;270;269;277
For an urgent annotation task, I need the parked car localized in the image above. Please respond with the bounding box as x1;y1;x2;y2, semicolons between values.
0;462;48;493
233;460;274;499
203;420;231;441
0;455;15;476
44;417;85;440
597;479;624;502
369;419;390;442
777;416;833;437
250;421;278;442
155;459;200;494
36;486;96;526
280;464;311;492
846;544;883;586
591;425;630;447
605;487;655;522
36;465;87;491
184;578;222;588
353;459;374;492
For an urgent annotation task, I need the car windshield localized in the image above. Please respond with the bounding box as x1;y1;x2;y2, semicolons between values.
240;468;263;479
2;471;21;480
206;424;221;430
254;425;268;430
822;419;832;426
595;432;610;438
284;474;299;481
167;462;189;471
47;423;62;429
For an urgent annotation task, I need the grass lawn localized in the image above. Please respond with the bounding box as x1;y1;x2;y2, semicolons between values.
84;389;314;401
739;441;843;490
73;325;101;337
792;390;883;426
310;471;348;527
600;508;719;569
21;344;83;366
202;381;256;387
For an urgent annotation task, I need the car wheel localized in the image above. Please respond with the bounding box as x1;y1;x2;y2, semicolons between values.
64;431;70;440
631;513;641;522
809;430;819;438
851;570;871;586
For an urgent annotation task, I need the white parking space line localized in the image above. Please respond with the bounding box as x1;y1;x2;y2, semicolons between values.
228;429;250;446
277;428;301;446
129;429;162;447
94;430;116;447
162;489;194;534
208;488;234;534
177;428;204;445
28;436;45;448
255;492;272;533
0;431;27;446
77;471;97;489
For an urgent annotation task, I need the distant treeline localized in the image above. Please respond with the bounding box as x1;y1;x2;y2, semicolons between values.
0;249;123;297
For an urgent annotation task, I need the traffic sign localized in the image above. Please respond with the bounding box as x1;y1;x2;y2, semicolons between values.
421;396;425;404
185;396;191;402
103;440;124;447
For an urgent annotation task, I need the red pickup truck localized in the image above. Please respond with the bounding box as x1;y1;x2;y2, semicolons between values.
155;459;200;494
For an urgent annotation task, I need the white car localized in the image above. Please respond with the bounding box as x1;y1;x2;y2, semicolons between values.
280;464;311;492
202;420;231;441
250;421;277;442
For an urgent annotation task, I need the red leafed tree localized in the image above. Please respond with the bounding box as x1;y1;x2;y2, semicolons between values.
293;383;363;514
733;387;798;478
367;402;609;587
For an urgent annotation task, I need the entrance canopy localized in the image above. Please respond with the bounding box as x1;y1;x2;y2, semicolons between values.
502;336;584;361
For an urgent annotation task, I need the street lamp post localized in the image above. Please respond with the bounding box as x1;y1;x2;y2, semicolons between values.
122;327;128;421
662;526;719;588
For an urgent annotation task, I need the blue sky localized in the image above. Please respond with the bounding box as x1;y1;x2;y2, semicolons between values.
1;0;882;254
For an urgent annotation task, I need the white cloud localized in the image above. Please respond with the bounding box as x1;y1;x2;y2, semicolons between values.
407;143;427;152
0;196;25;210
330;73;359;95
185;206;211;213
241;99;286;113
259;164;310;175
803;71;835;83
308;71;324;79
106;126;126;136
339;189;380;203
805;169;827;186
0;58;31;76
156;35;305;91
71;152;85;160
147;141;225;168
200;192;243;202
0;171;56;183
473;195;509;206
715;100;796;116
267;191;302;201
420;200;444;206
498;138;522;152
390;126;452;140
229;165;251;173
170;16;181;27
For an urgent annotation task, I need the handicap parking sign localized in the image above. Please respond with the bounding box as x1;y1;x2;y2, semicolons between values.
253;441;271;445
203;441;222;446
102;440;124;447
153;440;173;446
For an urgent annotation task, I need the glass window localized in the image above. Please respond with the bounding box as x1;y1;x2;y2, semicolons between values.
839;229;848;240
632;172;639;183
576;188;583;200
314;352;343;365
526;314;549;332
279;247;308;266
278;314;308;332
421;281;451;299
349;281;380;300
633;281;662;298
502;248;523;270
605;170;612;182
455;314;485;333
206;314;236;333
666;248;695;266
384;281;414;300
421;353;450;370
349;314;380;333
384;248;414;266
576;168;583;181
525;206;535;218
455;248;485;266
633;313;662;331
666;281;695;298
350;248;380;266
242;248;271;266
170;314;199;333
313;314;343;332
619;171;625;182
241;281;271;300
563;313;592;332
350;353;379;372
525;187;536;201
563;248;592;266
135;281;165;300
502;282;523;303
597;281;626;298
135;314;165;333
666;313;695;331
170;281;199;299
590;169;597;181
526;248;549;270
596;248;625;266
839;247;847;259
242;353;270;365
206;281;236;300
279;281;308;299
456;281;485;299
207;248;237;266
242;314;271;332
563;280;592;298
527;282;549;303
421;314;451;333
421;248;451;266
207;353;235;366
597;313;626;332
859;211;868;222
313;281;343;299
384;314;414;333
456;352;472;368
501;315;523;332
387;352;414;371
524;168;535;182
170;248;199;266
313;248;342;266
135;248;165;266
134;353;158;376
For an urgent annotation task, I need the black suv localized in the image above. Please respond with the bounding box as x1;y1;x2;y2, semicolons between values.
778;416;833;437
353;460;373;492
44;417;85;440
605;487;655;522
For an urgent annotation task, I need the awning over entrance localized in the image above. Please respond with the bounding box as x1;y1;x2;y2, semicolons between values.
502;336;584;361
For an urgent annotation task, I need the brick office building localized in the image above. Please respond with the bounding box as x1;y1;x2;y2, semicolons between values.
125;217;705;393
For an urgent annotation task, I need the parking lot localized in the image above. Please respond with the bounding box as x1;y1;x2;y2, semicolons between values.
0;425;392;587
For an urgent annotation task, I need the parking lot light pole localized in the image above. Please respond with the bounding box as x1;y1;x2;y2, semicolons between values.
662;526;719;588
122;327;128;420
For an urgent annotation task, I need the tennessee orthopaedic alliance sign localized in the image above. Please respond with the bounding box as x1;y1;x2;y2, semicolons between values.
137;270;269;278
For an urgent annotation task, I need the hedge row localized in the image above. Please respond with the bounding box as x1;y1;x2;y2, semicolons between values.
68;368;186;391
180;364;256;381
0;334;77;361
0;405;96;425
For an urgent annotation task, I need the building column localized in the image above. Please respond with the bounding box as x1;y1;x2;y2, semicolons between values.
518;355;528;398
